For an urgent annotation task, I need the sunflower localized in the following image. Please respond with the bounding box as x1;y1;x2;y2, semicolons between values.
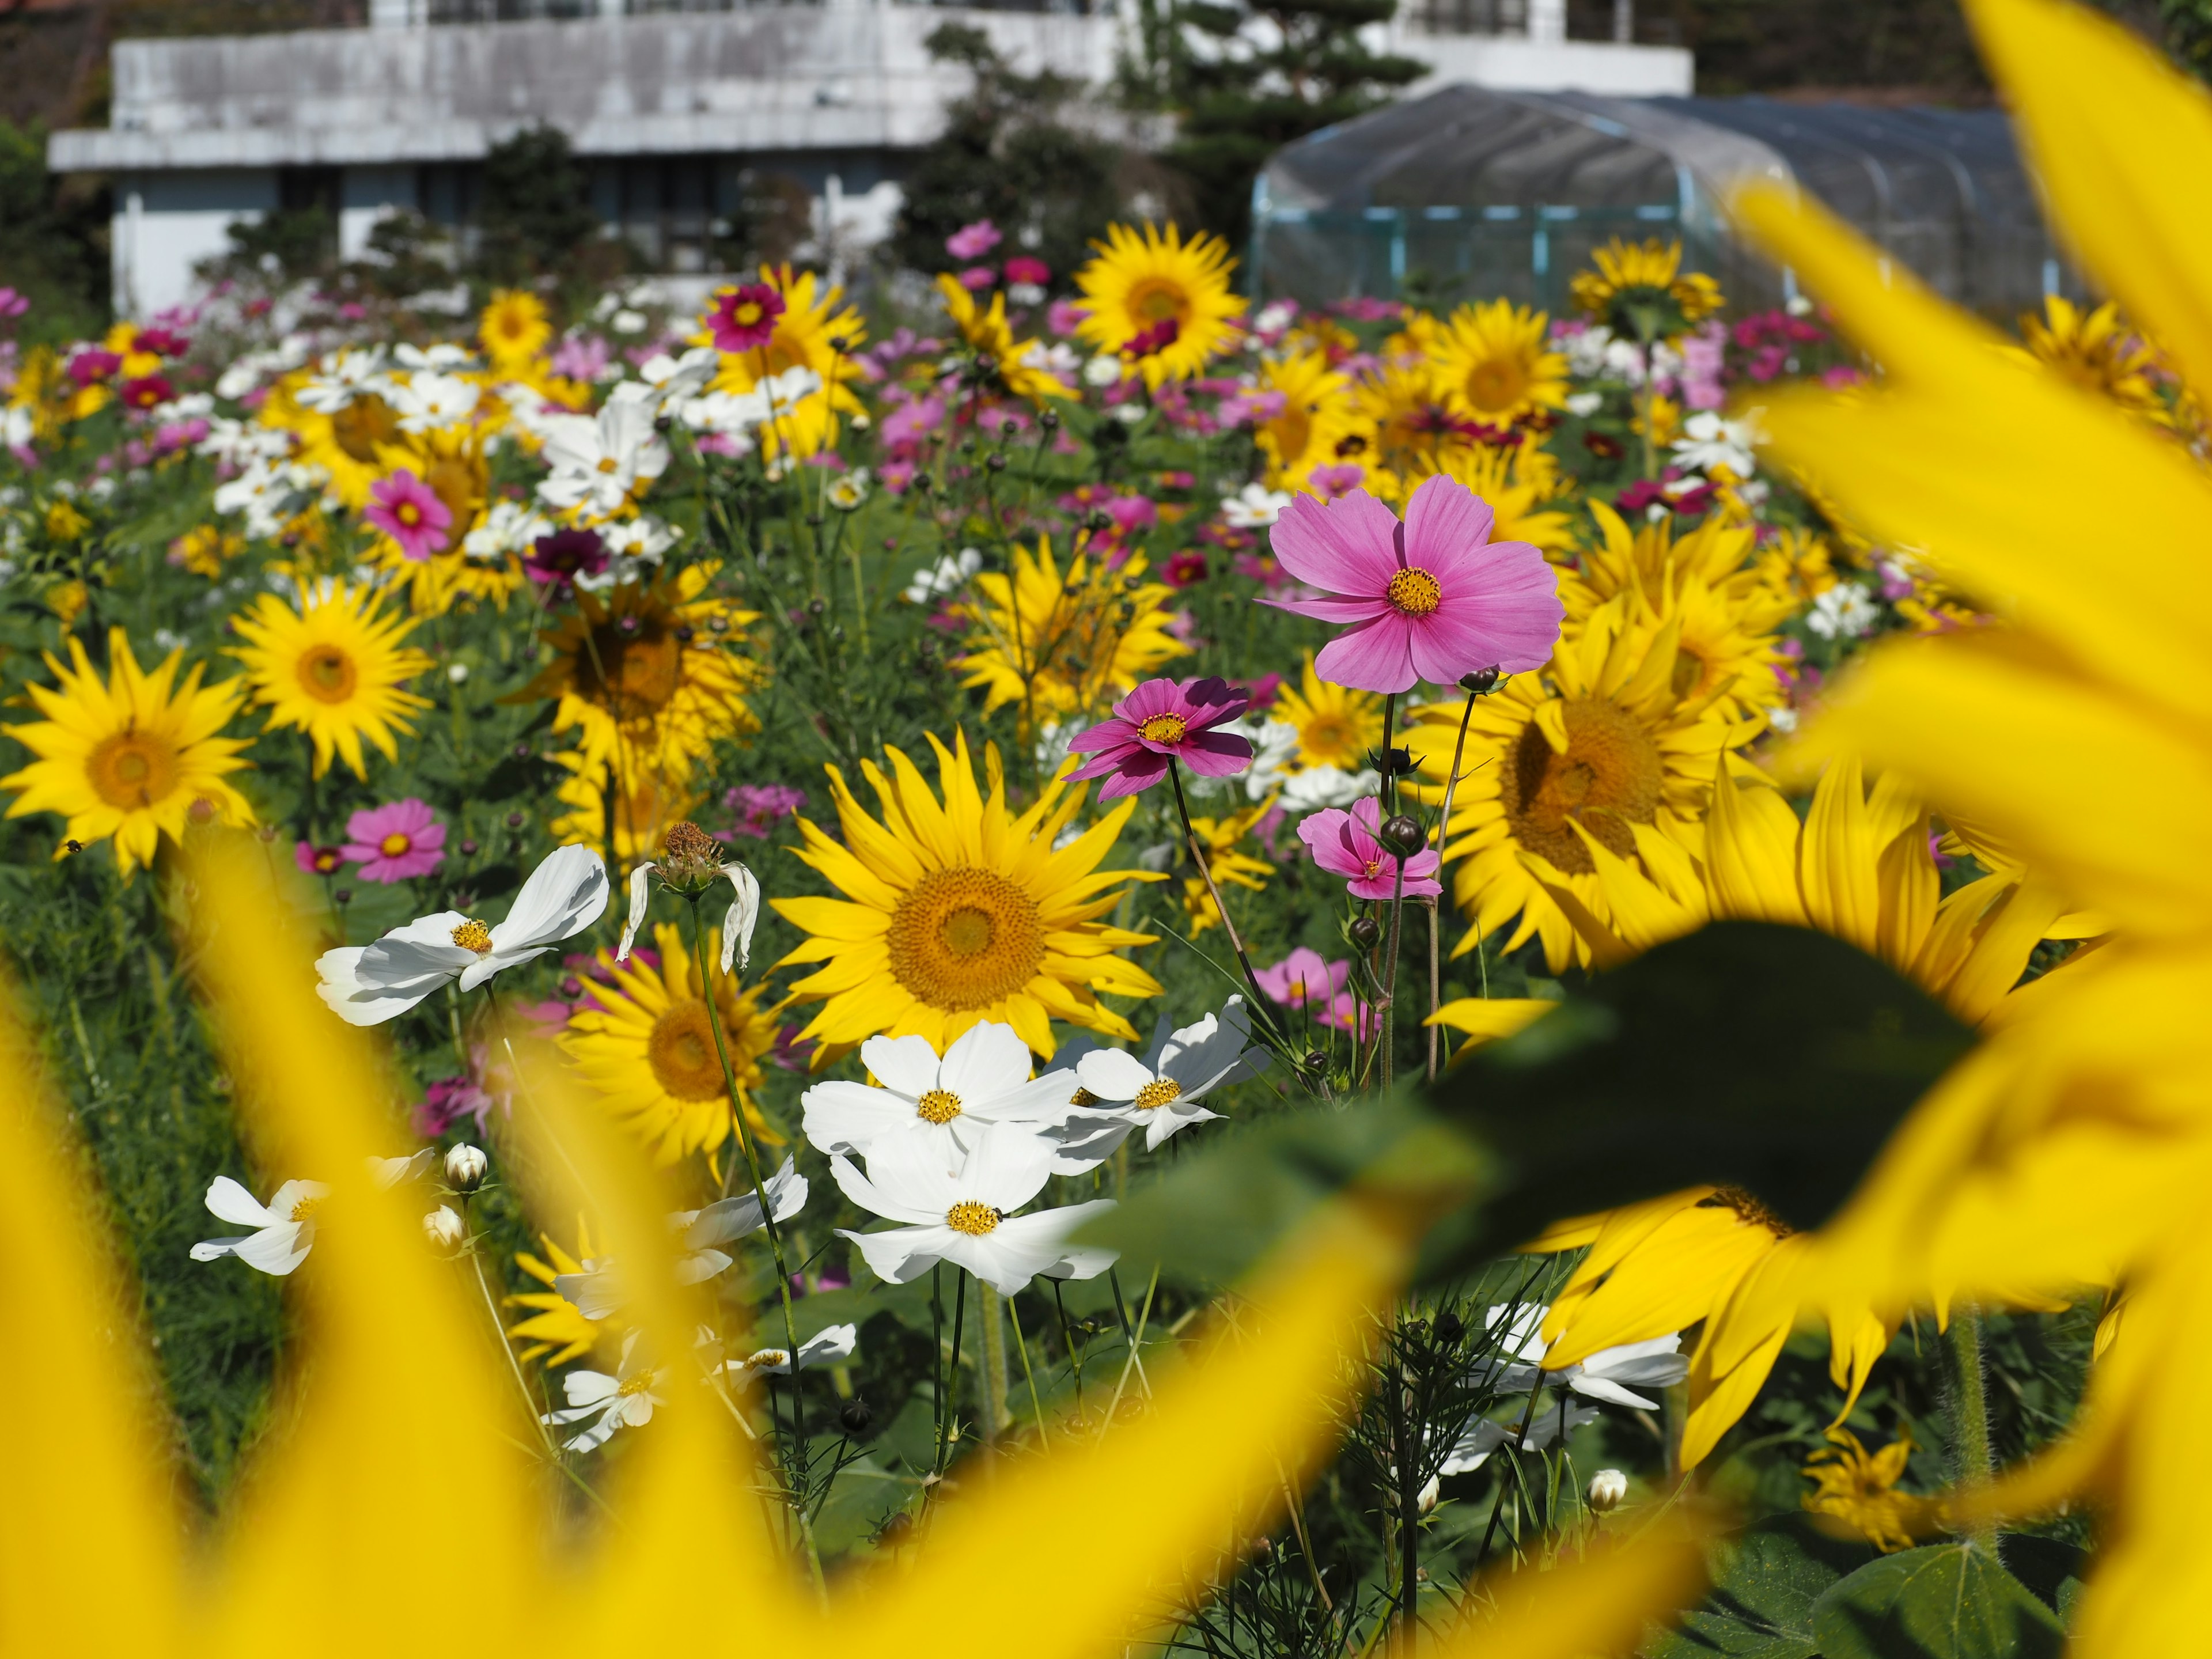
1429;299;1569;427
1568;238;1724;338
264;377;400;511
1253;350;1370;490
937;275;1071;407
1407;596;1760;971
772;730;1162;1057
1410;437;1577;551
1801;1427;1944;1554
704;264;866;459
1353;361;1464;487
1181;794;1277;935
506;1218;605;1365
953;539;1187;727
1;628;256;874
1560;499;1787;630
365;430;513;615
510;563;765;766
481;290;553;374
1074;222;1247;389
228;578;434;779
562;922;781;1167
2014;293;2168;419
547;743;703;866
1621;569;1790;719
1274;653;1383;773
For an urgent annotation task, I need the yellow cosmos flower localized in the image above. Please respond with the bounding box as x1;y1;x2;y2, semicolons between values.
1;628;255;873
562;922;781;1166
706;264;866;459
512;564;765;768
1429;298;1569;426
936;275;1072;406
228;579;434;780
1074;222;1247;389
505;1218;604;1365
1408;597;1759;972
1181;794;1277;935
772;730;1162;1057
1253;349;1369;490
1569;237;1724;332
953;539;1187;727
1275;653;1383;772
2014;293;2167;419
480;289;552;372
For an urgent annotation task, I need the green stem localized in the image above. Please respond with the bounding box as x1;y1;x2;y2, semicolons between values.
1946;1309;2000;1554
980;1282;1010;1450
1165;758;1293;1056
933;1269;969;1482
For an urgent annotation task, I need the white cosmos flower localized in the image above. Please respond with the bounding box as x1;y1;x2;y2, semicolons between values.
190;1176;331;1275
536;394;671;517
1063;995;1270;1156
801;1022;1081;1174
639;346;719;410
395;342;476;372
315;843;611;1026
388;371;481;433
618;854;760;975
463;497;553;563
1222;481;1293;528
1441;1393;1603;1476
554;1157;808;1319
1808;581;1881;641
762;365;823;415
294;348;388;414
833;1123;1117;1297
1470;1303;1688;1410
722;1323;857;1378
904;547;984;604
1671;408;1762;479
543;1331;666;1453
827;467;872;510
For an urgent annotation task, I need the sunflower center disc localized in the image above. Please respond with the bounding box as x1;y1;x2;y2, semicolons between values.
916;1088;963;1124
298;643;359;704
1467;359;1526;412
1133;1078;1184;1111
648;998;732;1101
1387;568;1443;616
945;1200;1001;1236
1502;696;1666;874
887;867;1044;1012
87;732;180;810
1139;713;1188;745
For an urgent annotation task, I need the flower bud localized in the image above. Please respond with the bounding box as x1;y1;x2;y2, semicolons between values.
1349;915;1382;949
444;1142;488;1192
1417;1474;1441;1514
839;1399;873;1434
1303;1050;1330;1072
1378;814;1426;857
1458;666;1505;695
1586;1468;1628;1512
1433;1310;1464;1346
423;1205;467;1252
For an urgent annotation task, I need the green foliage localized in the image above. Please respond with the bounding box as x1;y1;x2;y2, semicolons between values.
1812;1543;2065;1659
475;123;608;288
0;118;108;342
1652;1514;1877;1658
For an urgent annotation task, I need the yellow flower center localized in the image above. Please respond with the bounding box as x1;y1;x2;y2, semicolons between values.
1138;713;1189;745
618;1372;656;1397
648;998;732;1102
1133;1077;1183;1111
86;729;181;811
297;643;358;704
380;832;414;857
597;456;620;474
885;867;1046;1013
916;1089;964;1124
396;502;422;528
1125;277;1190;327
1464;354;1531;415
1387;568;1442;616
747;1347;789;1369
331;396;397;463
290;1196;321;1222
735;301;763;326
450;919;494;954
1069;1087;1100;1108
1502;697;1667;876
946;1200;1001;1236
1703;1186;1794;1238
1362;858;1382;878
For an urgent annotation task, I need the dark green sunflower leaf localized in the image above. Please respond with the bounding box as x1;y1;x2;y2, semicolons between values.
1811;1543;2065;1659
1647;1514;1878;1659
1426;921;1975;1263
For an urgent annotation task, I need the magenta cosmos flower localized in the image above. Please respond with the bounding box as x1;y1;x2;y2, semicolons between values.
294;841;344;877
342;798;448;882
1262;476;1562;693
1065;677;1253;801
364;469;453;563
1298;798;1442;900
709;283;786;354
1254;946;1350;1009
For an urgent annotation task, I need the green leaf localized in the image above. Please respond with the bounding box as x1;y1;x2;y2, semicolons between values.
1649;1514;1878;1658
1427;922;1976;1260
1812;1543;2066;1659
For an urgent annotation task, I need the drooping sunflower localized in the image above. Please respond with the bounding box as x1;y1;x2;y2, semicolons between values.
704;264;867;459
2014;293;2168;419
772;730;1162;1057
1569;238;1725;338
480;290;553;374
562;922;781;1167
228;578;435;779
937;275;1072;407
1274;653;1384;774
1074;222;1247;389
1407;596;1760;971
1429;299;1569;427
1253;349;1370;491
953;540;1187;727
510;563;765;767
506;1219;605;1365
1;628;256;874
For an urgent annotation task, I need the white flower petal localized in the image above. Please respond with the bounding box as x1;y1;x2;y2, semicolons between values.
203;1175;276;1228
838;1222;951;1286
860;1032;942;1099
720;862;760;972
1075;1047;1157;1103
801;1080;914;1156
937;1021;1035;1103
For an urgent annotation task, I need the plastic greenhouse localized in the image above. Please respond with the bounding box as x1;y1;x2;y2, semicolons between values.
1251;86;2073;319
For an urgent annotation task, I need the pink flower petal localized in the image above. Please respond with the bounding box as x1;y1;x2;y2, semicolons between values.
1259;592;1397;625
1401;475;1495;569
1268;489;1403;596
1180;729;1255;776
1315;615;1418;694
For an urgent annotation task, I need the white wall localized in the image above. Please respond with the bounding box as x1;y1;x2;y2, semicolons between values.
115;168;278;319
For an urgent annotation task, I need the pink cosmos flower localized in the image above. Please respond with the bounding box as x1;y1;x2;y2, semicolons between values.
1065;676;1253;801
1298;798;1442;900
723;782;806;840
946;219;1002;260
295;841;344;877
341;798;448;882
1255;946;1351;1009
1261;476;1562;694
709;283;786;354
1005;255;1051;286
413;1075;494;1139
364;469;454;563
1047;299;1088;336
957;266;997;291
1309;463;1365;500
0;287;29;320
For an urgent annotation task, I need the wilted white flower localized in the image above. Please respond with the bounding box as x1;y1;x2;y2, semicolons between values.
618;846;760;975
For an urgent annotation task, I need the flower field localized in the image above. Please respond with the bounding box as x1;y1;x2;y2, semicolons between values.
6;0;2209;1650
